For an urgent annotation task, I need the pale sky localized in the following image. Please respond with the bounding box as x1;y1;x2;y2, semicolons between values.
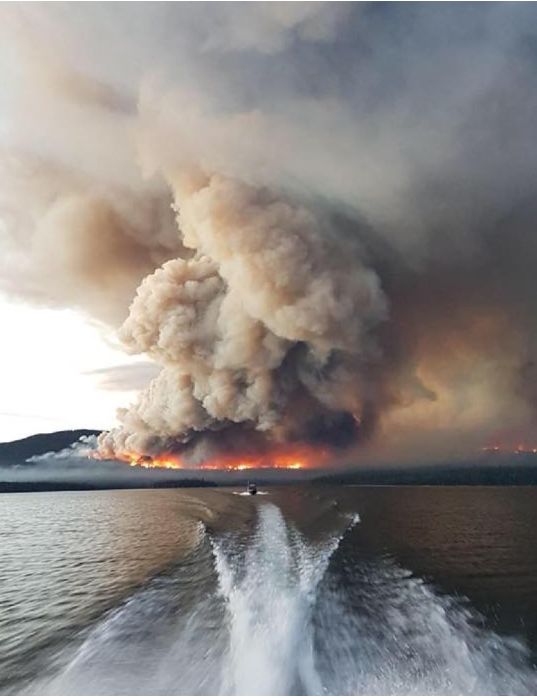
0;295;146;441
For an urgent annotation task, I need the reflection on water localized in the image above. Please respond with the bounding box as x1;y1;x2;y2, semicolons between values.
0;489;254;690
2;486;537;694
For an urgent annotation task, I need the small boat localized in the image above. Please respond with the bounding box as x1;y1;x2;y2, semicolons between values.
247;481;257;495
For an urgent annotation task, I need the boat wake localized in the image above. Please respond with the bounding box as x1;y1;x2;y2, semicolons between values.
24;503;537;695
212;504;357;695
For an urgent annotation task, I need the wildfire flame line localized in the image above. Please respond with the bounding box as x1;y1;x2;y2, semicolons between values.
94;446;328;471
481;445;537;454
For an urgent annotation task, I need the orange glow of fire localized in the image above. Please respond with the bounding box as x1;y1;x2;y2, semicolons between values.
114;446;327;471
481;444;537;454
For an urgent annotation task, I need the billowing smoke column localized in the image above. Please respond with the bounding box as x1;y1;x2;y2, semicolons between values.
4;4;537;465
98;172;387;463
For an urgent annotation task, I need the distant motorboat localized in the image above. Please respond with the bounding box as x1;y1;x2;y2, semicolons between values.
247;481;257;495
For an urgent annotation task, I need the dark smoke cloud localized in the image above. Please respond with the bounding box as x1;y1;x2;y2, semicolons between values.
1;3;537;464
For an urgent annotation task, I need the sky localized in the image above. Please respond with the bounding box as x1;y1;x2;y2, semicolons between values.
0;298;144;440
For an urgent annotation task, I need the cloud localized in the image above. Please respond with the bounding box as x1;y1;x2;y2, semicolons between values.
84;362;160;392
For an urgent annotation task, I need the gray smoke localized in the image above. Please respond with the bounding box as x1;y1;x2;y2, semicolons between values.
98;172;387;461
2;3;537;464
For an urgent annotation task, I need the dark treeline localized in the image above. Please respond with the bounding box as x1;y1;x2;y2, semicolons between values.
0;479;217;493
314;464;537;487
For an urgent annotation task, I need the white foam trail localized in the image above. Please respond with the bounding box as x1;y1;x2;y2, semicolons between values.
211;503;358;695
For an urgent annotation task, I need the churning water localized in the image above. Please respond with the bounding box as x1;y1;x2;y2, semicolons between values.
212;505;360;695
3;487;537;695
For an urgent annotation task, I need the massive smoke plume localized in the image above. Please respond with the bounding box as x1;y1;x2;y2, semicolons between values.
2;3;537;464
98;172;389;462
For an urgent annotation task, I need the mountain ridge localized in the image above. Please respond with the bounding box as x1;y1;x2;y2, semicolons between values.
0;429;101;465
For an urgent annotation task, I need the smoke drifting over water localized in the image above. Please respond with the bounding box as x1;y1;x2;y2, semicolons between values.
3;4;537;463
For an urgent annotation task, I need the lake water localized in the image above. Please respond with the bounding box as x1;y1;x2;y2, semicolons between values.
2;485;537;694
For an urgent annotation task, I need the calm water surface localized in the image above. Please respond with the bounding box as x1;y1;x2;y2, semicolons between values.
1;485;537;694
